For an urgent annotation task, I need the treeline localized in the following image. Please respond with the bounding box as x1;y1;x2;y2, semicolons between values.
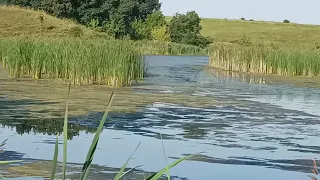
5;0;211;47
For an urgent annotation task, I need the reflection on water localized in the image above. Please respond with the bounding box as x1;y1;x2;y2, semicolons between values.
1;55;320;179
0;98;97;140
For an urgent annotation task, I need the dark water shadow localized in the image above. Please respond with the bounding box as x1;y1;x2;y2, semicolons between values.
0;98;97;140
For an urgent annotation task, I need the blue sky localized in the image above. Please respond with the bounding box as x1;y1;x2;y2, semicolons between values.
159;0;318;25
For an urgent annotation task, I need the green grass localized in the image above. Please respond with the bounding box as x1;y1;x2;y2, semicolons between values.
0;5;107;38
209;43;320;76
166;16;320;49
200;18;320;49
0;38;144;87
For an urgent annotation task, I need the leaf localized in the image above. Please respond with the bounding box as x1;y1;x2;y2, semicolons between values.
114;142;141;180
79;90;115;180
0;139;8;147
159;130;170;180
62;82;71;180
50;135;59;180
0;160;23;164
118;165;142;179
146;154;195;180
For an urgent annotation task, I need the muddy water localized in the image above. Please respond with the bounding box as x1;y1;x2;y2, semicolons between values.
1;55;320;180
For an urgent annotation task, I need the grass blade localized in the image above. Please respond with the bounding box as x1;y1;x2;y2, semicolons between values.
146;154;195;180
119;165;142;179
62;83;71;180
0;174;5;180
160;129;170;180
114;142;141;180
80;90;115;180
0;160;23;164
83;164;92;180
0;139;8;147
50;135;59;180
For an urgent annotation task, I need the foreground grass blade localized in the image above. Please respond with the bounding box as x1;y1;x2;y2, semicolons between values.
0;160;23;164
62;83;71;180
114;142;141;180
80;90;115;180
160;130;170;180
0;139;8;147
119;165;142;179
146;154;195;180
0;174;5;180
50;135;59;180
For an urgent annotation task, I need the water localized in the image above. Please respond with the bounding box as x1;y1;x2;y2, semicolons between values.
1;55;320;179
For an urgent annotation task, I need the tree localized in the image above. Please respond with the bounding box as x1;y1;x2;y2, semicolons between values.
151;25;170;41
6;0;35;7
283;19;290;23
168;11;210;47
240;17;245;20
132;10;166;40
39;0;74;18
103;0;161;39
6;0;161;39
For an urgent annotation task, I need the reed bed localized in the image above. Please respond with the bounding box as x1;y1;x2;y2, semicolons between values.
132;40;208;55
209;43;320;76
0;38;144;86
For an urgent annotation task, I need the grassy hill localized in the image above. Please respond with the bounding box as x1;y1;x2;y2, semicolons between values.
200;18;320;49
0;5;105;38
166;16;320;49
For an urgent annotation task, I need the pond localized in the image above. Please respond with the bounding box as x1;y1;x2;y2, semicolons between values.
0;55;320;180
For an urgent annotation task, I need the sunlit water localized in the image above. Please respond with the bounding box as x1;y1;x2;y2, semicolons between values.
1;55;320;179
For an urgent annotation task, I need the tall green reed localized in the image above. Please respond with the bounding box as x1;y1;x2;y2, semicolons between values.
209;43;320;76
0;38;144;87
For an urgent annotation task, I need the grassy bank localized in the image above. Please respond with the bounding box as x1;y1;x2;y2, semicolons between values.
165;17;320;49
209;43;320;77
0;38;144;86
200;18;320;49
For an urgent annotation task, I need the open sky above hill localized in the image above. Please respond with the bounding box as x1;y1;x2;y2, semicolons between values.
159;0;319;25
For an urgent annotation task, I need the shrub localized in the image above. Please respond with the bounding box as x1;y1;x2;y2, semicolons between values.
249;19;254;21
68;26;83;37
169;11;210;47
132;11;167;40
240;17;245;20
283;19;290;23
151;25;171;41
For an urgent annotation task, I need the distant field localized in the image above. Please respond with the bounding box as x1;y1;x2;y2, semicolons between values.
167;17;320;49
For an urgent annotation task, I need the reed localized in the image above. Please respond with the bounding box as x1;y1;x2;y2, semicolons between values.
132;40;208;56
0;37;144;87
209;43;320;77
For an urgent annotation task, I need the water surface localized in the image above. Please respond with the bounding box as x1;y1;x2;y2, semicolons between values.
1;55;320;180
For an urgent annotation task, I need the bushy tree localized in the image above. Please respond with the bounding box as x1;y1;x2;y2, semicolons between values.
132;10;166;40
101;0;161;39
168;11;210;47
283;19;290;23
240;17;245;20
151;25;170;41
6;0;35;7
6;0;161;39
40;0;74;18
